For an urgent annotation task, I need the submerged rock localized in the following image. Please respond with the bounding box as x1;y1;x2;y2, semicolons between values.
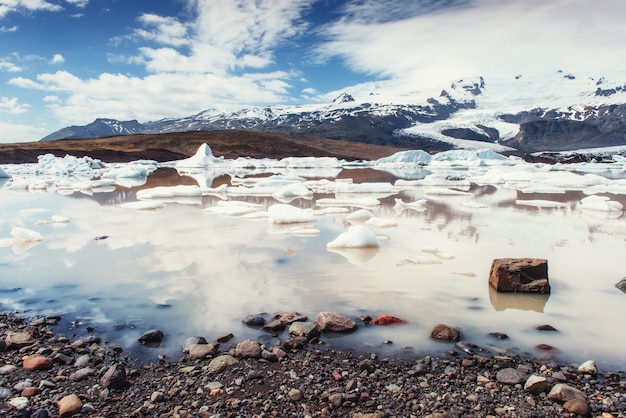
616;277;626;293
430;324;461;342
138;329;164;346
489;258;550;293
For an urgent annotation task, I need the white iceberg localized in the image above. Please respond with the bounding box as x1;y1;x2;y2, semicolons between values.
327;225;380;248
267;204;314;224
11;227;43;242
346;209;375;221
0;166;10;178
175;143;224;168
119;201;166;210
137;185;203;200
393;198;427;212
515;200;568;208
580;195;623;212
374;150;432;166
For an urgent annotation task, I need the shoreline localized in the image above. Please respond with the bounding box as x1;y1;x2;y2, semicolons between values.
1;311;624;417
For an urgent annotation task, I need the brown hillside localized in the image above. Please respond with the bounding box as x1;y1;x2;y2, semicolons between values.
0;130;407;164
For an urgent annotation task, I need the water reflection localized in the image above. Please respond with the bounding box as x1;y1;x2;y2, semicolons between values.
488;286;550;312
0;166;625;369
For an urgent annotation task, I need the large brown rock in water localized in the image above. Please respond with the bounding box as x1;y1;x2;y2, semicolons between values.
489;258;550;293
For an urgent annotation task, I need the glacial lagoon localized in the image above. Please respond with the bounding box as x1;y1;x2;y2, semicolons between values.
1;148;625;370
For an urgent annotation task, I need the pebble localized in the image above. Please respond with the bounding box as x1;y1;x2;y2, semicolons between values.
57;394;83;417
22;354;53;371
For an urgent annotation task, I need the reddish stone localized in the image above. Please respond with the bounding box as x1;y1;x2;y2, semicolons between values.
489;258;550;293
430;324;461;342
22;354;53;371
371;314;407;326
332;370;343;381
21;387;40;397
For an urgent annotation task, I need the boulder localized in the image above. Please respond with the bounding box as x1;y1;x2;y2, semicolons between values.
182;336;208;353
548;383;586;403
188;343;216;360
563;398;591;417
315;312;357;333
22;355;53;371
262;311;307;331
577;360;597;375
5;331;33;349
524;374;549;394
496;368;527;385
430;324;461;342
234;339;262;358
138;329;164;346
208;355;239;374
489;258;550;293
288;322;320;340
100;364;127;389
57;394;83;417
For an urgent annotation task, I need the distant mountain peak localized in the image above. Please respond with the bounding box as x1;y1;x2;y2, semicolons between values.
332;92;355;104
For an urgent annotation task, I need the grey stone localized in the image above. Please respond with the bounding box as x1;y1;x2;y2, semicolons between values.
4;331;33;349
189;343;216;360
182;336;208;353
69;367;95;382
524;374;549;394
288;321;320;340
577;360;597;375
234;339;262;358
315;311;357;333
496;367;527;385
138;329;164;346
548;383;586;403
616;277;626;293
208;355;239;374
100;364;127;389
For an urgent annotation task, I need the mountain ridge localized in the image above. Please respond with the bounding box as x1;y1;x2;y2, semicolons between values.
40;73;626;153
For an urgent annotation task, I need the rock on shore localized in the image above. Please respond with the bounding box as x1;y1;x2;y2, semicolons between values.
0;312;625;417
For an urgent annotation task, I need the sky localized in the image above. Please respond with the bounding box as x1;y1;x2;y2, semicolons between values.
1;0;626;143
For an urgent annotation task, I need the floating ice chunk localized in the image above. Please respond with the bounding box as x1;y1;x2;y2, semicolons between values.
11;227;43;242
137;185;202;199
203;203;261;216
314;207;350;215
175;143;224;168
461;201;489;209
201;184;228;195
397;255;443;265
290;227;321;237
418;174;471;189
580;195;623;212
334;182;397;194
31;153;102;176
394;198;427;212
102;164;154;179
515;200;568;208
267;204;314;224
0;166;10;178
327;225;380;248
328;247;379;265
273;183;313;198
374;150;432;165
431;149;508;163
346;209;375;221
280;156;342;168
35;215;70;226
119;201;166;210
424;187;472;196
241;211;269;220
316;197;381;207
365;217;398;228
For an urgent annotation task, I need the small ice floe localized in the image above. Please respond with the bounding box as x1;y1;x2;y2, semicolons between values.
203;201;263;217
0;166;10;178
313;207;350;216
280;156;342;169
346;209;375;222
327;225;380;248
267;204;314;224
374;150;432;166
461;201;488;209
289;226;321;237
241;211;269;220
11;226;43;242
119;201;166;211
415;174;471;190
228;175;305;196
515;200;568;209
365;217;398;228
421;247;455;260
137;185;203;200
397;255;443;265
272;183;313;199
175;143;224;169
393;198;427;212
102;163;155;179
34;215;70;226
579;195;623;212
333;182;397;195
316;196;381;208
423;187;472;196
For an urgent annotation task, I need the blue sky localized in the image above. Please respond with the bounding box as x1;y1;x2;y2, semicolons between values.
1;0;626;143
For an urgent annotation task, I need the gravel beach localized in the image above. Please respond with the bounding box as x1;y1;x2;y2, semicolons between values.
1;312;625;418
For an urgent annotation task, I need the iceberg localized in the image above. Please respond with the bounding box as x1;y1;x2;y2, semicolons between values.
267;204;314;224
0;166;10;178
175;143;224;168
580;195;623;212
374;150;432;166
327;225;380;248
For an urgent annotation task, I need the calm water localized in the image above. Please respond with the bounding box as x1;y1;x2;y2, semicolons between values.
1;166;625;369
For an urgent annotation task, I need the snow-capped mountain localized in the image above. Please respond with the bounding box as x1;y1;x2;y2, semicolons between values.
40;72;626;153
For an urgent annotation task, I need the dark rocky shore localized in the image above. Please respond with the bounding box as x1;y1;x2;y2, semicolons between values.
1;312;625;418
